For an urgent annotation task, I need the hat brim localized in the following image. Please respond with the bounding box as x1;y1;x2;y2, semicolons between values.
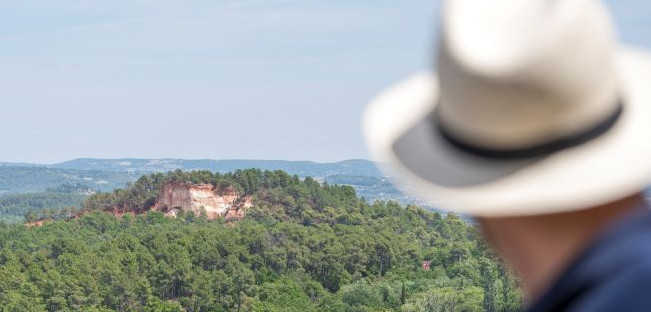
363;48;651;217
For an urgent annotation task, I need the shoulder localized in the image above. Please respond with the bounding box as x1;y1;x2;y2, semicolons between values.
568;250;651;312
529;209;651;312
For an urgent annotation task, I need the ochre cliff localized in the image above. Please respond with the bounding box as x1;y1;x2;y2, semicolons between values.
23;182;253;228
155;182;252;220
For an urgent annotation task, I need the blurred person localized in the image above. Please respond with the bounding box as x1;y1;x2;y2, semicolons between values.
363;0;651;311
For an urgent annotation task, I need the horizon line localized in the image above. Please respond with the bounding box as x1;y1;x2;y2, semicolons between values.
0;157;376;167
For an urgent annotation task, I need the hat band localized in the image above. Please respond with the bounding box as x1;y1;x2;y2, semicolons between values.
437;101;624;159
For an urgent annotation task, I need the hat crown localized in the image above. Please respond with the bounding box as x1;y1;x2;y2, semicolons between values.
437;0;620;150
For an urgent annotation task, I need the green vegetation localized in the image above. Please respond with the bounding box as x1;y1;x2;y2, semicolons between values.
0;185;88;223
0;169;522;311
0;160;426;216
0;167;135;195
323;175;416;208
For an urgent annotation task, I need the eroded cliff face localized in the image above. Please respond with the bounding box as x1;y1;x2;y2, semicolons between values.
156;182;251;220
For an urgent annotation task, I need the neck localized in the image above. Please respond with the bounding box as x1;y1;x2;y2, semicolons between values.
477;194;646;301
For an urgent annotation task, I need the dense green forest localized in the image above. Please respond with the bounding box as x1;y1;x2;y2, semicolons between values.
323;175;410;206
0;169;522;311
0;192;85;223
0;183;93;223
0;160;422;214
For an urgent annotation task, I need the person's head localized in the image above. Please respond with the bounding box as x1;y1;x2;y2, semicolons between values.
362;0;651;298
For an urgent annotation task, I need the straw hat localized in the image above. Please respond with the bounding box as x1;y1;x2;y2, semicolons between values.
363;0;651;216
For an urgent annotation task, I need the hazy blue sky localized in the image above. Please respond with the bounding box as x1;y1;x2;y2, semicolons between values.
1;0;649;164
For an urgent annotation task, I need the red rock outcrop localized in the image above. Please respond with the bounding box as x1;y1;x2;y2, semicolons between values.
25;219;53;227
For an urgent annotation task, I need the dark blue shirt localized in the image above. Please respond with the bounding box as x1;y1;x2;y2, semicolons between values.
528;207;651;312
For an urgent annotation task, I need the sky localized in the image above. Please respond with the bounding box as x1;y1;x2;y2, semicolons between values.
0;0;649;164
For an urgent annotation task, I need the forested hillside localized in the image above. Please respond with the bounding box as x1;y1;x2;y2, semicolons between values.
0;167;135;195
0;159;423;219
0;192;86;223
0;169;522;311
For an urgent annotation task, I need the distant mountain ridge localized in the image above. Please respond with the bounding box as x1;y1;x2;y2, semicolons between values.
0;167;136;195
0;162;44;167
0;158;389;197
51;158;382;177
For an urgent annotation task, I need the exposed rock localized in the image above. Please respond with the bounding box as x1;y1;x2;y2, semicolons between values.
164;208;182;218
225;208;246;221
242;195;254;209
111;206;136;218
155;182;252;220
25;219;53;227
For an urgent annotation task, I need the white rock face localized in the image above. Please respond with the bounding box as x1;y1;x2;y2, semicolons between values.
157;182;246;219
